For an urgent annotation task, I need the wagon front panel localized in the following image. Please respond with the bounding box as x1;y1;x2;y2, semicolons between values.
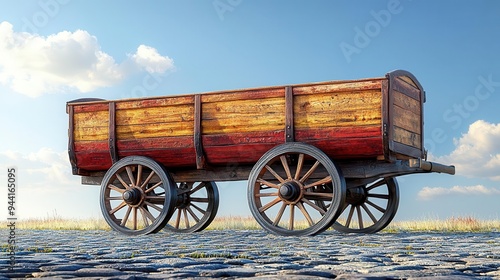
386;71;425;160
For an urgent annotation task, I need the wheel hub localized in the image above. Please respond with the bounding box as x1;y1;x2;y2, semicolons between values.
346;186;366;206
279;181;302;202
123;188;142;205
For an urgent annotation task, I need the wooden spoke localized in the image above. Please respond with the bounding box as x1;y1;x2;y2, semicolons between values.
265;165;286;183
144;201;162;212
120;206;132;226
174;210;181;228
183;209;190;228
301;198;326;215
345;205;355;227
259;197;281;213
140;206;156;224
361;203;378;224
126;166;136;187
365;199;386;213
366;179;387;191
303;176;332;189
255;192;279;197
135;165;143;187
189;182;205;195
106;196;124;201
145;181;163;194
190;203;206;215
186;206;201;223
280;155;292;180
256;178;280;189
109;201;127;215
190;197;209;203
299;160;320;183
368;193;390;199
139;207;150;227
289;204;295;230
115;173;130;190
132;207;138;230
108;184;125;193
297;202;314;226
356;206;363;228
294;153;305;180
139;170;156;190
273;203;287;226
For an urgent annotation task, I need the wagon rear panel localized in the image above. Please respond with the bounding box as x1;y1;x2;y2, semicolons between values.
67;70;426;176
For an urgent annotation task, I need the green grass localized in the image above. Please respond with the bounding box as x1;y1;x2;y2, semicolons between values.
11;215;500;233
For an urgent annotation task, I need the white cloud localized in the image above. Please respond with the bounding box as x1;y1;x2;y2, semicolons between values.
429;120;500;181
418;185;500;200
0;21;175;97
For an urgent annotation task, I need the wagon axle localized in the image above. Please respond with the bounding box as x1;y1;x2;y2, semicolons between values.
279;181;302;203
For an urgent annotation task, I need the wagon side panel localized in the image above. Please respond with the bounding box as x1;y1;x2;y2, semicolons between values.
293;79;385;159
114;96;197;168
201;88;286;165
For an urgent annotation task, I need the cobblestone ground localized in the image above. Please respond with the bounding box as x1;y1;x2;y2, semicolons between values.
1;229;500;279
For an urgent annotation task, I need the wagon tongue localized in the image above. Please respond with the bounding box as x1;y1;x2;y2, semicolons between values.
409;159;456;175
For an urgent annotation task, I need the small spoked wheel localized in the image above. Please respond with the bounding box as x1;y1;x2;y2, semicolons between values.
333;177;399;233
100;156;177;235
164;181;219;233
247;143;346;236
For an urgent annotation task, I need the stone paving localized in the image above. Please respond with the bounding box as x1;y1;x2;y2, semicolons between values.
1;229;500;279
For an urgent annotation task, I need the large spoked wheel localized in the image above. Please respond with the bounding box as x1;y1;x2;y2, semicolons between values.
247;143;346;236
164;181;219;233
100;156;177;235
333;177;399;233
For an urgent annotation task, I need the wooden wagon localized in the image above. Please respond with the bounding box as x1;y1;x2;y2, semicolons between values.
67;70;455;236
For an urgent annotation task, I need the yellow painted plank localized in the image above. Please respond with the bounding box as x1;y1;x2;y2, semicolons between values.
117;122;194;139
116;105;194;125
293;80;383;95
74;126;108;141
294;91;382;129
73;110;109;128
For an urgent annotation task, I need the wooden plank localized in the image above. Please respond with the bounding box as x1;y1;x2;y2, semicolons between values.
74;110;109;127
393;126;421;148
201;88;284;103
74;127;108;141
203;131;284;146
116;122;194;139
108;102;118;163
393;78;421;101
397;76;418;89
73;103;109;113
393;105;421;133
293;80;383;95
115;105;194;125
393;91;421;115
115;95;194;109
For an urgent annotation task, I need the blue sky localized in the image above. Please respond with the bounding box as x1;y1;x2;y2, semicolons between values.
1;0;500;221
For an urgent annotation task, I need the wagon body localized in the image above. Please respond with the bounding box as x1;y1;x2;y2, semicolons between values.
67;70;424;177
